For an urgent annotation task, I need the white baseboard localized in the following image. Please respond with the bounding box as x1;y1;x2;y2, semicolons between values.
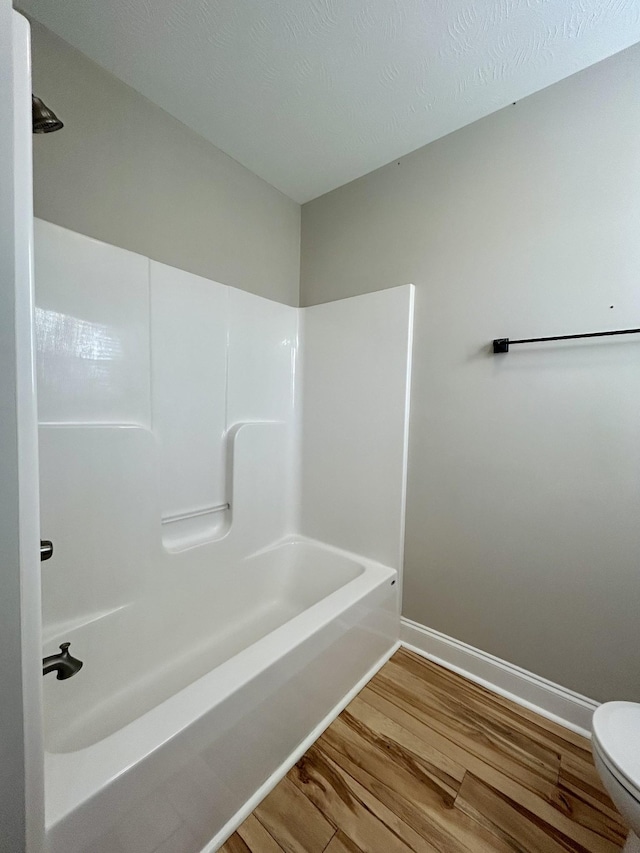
203;640;401;852
400;618;598;738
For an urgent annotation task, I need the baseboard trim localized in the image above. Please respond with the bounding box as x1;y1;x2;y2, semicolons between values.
203;640;401;852
400;618;598;738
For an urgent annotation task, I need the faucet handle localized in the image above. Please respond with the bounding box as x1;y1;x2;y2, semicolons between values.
59;642;71;654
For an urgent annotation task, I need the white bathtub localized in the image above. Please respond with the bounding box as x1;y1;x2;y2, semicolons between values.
44;537;398;853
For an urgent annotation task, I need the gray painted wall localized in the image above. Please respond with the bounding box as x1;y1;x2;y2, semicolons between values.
301;44;640;703
29;21;300;306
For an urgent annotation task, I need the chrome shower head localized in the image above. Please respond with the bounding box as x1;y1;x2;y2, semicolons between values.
32;95;64;133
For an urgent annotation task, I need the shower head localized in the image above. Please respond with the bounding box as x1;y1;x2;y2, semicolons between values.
32;95;64;133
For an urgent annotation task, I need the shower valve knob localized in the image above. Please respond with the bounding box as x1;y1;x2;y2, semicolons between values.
40;540;54;561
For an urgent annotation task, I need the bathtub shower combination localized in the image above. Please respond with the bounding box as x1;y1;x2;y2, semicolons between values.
35;220;414;853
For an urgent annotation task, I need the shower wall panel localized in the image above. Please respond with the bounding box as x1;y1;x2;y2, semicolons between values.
227;287;297;425
150;261;229;545
299;285;414;574
35;218;412;649
35;219;298;640
34;220;150;427
39;426;155;634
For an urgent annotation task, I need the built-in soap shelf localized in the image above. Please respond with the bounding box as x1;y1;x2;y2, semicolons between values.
161;502;231;552
159;420;286;553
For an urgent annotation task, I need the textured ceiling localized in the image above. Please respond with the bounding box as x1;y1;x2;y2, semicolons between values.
21;0;640;202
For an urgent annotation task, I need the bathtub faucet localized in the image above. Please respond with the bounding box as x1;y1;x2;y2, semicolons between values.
42;642;83;680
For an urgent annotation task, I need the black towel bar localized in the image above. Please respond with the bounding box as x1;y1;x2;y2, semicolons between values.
493;327;640;354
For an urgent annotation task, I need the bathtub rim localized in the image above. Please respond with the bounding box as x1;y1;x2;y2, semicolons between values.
44;535;397;829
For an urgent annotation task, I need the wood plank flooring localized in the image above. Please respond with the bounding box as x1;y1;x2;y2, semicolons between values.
221;648;628;852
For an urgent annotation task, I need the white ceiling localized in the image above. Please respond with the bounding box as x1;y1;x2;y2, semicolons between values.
21;0;640;202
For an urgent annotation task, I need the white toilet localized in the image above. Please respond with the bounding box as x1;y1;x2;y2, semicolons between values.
592;702;640;853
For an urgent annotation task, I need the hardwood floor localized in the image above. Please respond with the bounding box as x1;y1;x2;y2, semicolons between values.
221;648;628;852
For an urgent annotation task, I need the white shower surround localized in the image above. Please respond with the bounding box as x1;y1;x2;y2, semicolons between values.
34;220;414;852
